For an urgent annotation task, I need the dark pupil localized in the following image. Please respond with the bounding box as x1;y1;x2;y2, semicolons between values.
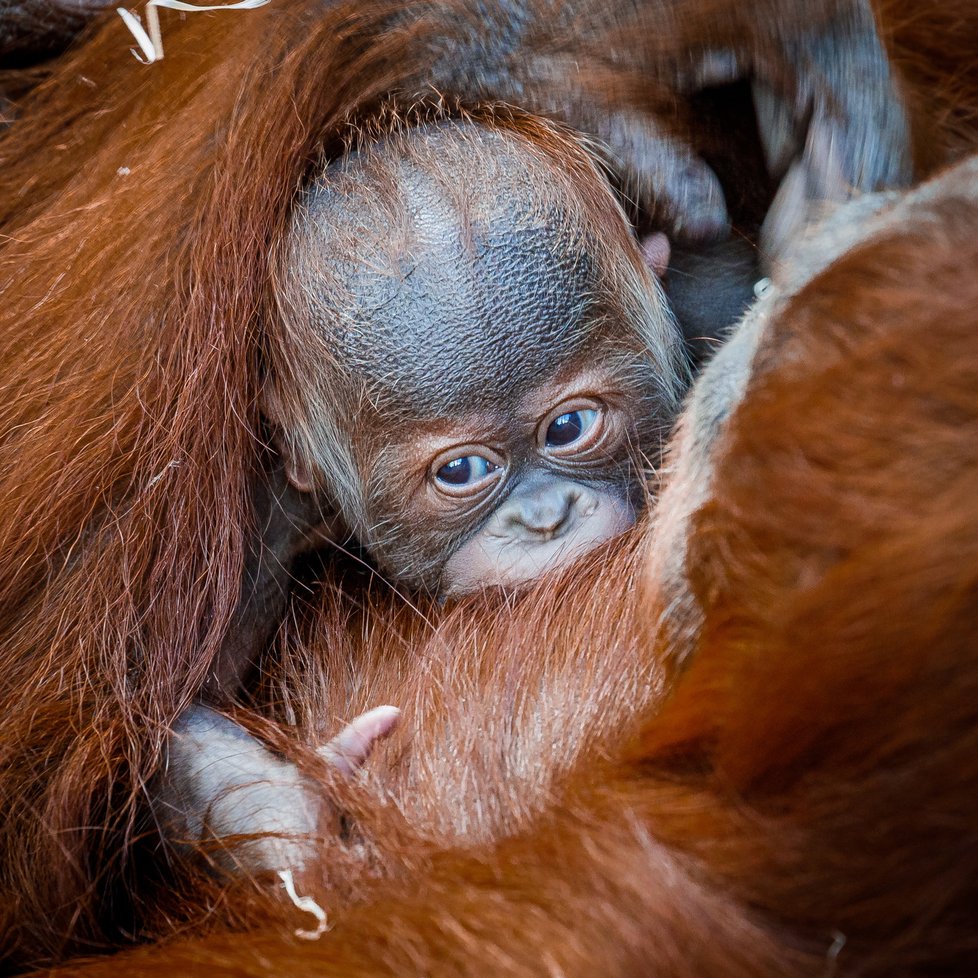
546;411;583;446
438;457;472;485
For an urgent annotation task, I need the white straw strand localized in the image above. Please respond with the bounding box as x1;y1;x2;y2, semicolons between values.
278;869;329;941
117;0;271;63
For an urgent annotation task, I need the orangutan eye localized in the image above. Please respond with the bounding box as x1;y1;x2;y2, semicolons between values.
435;455;498;486
429;444;506;499
545;408;598;447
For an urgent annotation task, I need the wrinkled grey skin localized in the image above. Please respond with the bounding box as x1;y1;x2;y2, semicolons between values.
206;121;684;701
305;149;599;418
280;121;683;594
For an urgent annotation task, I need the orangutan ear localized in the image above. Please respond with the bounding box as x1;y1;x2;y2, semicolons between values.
261;381;318;495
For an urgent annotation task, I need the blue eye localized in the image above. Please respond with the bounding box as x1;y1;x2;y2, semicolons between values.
545;408;598;448
435;454;499;487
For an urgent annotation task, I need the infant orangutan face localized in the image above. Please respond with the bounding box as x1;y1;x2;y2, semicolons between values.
359;360;651;595
273;116;685;595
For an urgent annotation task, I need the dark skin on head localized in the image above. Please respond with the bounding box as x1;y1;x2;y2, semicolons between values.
227;105;777;701
267;118;684;598
208;114;685;690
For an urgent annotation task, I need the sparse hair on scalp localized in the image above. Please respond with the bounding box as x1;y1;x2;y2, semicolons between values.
267;102;686;526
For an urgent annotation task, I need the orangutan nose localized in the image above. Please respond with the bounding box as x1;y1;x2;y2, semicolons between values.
500;479;597;541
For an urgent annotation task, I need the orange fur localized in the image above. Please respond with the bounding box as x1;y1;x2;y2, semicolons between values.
50;150;978;978
0;0;975;973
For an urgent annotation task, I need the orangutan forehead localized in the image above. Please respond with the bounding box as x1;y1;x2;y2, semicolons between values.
322;222;598;414
293;125;615;414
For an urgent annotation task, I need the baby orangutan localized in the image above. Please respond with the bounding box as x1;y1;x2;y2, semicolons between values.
160;114;686;873
265;114;685;599
206;114;687;700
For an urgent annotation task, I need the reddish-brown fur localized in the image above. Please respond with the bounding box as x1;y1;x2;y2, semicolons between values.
0;0;976;973
51;151;978;977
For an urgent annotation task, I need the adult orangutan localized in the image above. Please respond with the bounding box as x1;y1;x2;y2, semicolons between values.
0;0;974;973
48;148;978;978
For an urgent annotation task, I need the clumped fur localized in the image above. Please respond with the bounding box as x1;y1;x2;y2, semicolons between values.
47;150;978;978
0;0;976;972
